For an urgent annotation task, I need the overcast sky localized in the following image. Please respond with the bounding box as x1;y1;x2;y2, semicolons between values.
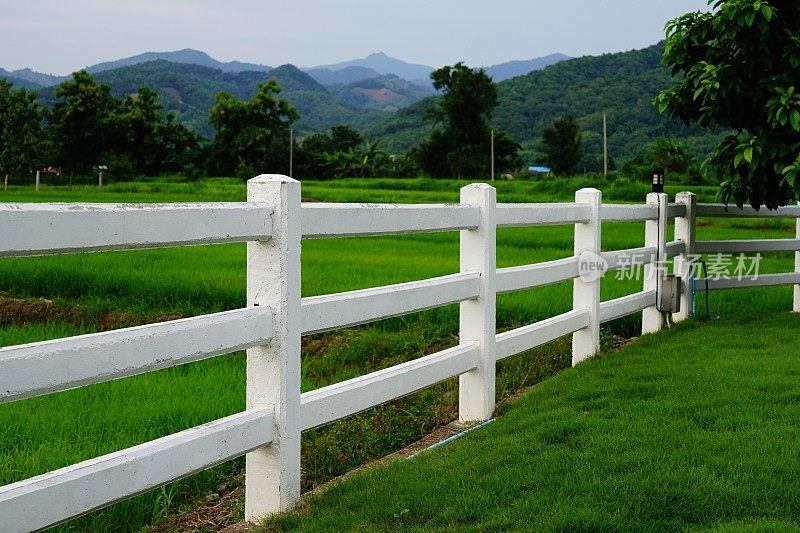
0;0;711;75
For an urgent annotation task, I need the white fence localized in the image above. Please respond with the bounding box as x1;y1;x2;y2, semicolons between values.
1;175;799;531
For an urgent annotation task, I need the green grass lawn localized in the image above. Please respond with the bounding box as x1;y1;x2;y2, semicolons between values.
268;313;800;532
0;177;795;531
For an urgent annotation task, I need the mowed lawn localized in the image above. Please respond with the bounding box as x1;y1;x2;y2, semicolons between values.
268;313;800;532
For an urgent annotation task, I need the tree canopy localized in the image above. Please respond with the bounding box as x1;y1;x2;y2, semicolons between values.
416;63;519;179
539;116;582;175
208;78;298;178
0;80;43;178
656;0;800;208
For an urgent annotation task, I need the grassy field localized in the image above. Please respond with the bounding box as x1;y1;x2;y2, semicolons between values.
0;177;795;531
267;314;800;532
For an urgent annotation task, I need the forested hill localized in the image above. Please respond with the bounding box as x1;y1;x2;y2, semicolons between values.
370;43;723;169
33;61;386;139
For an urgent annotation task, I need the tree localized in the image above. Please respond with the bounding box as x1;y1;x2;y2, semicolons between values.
416;63;519;179
648;136;695;174
48;71;120;174
207;78;298;177
656;0;800;209
116;87;161;175
0;80;44;179
539;116;582;175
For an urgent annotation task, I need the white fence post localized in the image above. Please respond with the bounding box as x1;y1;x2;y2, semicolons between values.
642;192;668;333
458;183;496;422
245;175;301;520
572;188;601;366
674;191;696;322
795;201;800;313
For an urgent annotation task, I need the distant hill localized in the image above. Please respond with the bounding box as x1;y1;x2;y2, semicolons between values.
328;74;435;112
33;60;384;139
310;52;435;83
483;53;570;82
85;49;272;75
304;66;381;86
370;43;723;166
0;68;43;90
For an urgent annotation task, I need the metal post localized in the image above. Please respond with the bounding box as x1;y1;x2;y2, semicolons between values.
674;192;696;321
490;129;495;181
642;192;668;333
795;201;800;312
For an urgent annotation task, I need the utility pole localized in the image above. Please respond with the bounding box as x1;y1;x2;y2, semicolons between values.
490;128;495;181
603;113;608;176
289;126;294;179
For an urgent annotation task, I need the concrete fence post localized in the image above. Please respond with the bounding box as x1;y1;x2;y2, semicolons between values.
642;192;668;334
245;175;301;520
795;201;800;313
572;188;602;366
674;191;696;322
458;183;497;422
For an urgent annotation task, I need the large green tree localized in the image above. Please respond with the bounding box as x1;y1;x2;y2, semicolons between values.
416;63;519;179
48;71;120;174
539;116;582;175
0;80;44;178
208;78;298;177
656;0;800;208
116;88;199;175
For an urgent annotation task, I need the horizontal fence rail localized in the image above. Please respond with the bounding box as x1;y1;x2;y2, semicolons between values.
496;257;579;294
496;309;589;361
603;246;656;270
666;240;686;259
696;239;800;254
301;273;479;335
496;203;590;227
6;176;800;529
0;203;272;257
300;343;479;431
700;272;800;291
667;203;687;219
599;290;657;323
696;204;800;218
0;307;272;404
301;203;479;238
0;408;274;532
601;204;657;222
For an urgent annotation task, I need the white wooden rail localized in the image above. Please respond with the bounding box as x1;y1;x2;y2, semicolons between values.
4;175;799;530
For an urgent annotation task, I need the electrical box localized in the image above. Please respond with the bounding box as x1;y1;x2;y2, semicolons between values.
658;275;682;313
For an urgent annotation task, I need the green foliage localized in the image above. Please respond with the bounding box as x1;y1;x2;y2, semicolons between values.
656;0;800;209
295;125;417;180
0;80;44;178
207;78;298;177
623;136;706;184
375;44;724;169
539;116;582;175
48;71;120;174
35;72;201;180
416;63;520;179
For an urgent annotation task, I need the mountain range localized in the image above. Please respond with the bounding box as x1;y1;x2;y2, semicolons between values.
1;45;722;167
3;49;570;88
